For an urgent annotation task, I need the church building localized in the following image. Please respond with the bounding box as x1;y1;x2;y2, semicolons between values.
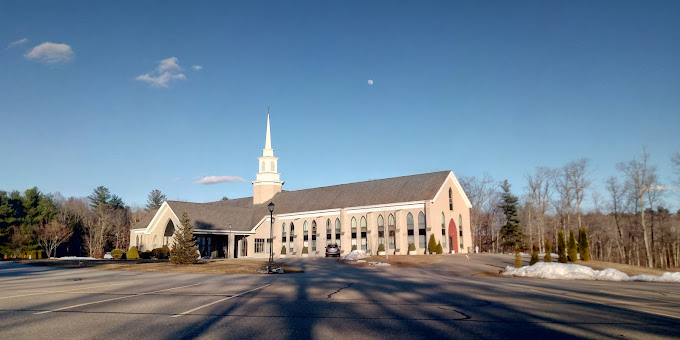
129;114;472;258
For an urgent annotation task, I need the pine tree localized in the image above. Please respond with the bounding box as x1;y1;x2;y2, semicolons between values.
146;189;167;210
428;234;437;254
170;212;198;264
579;227;591;261
557;229;568;263
544;239;553;262
498;180;523;251
567;229;578;262
530;244;539;265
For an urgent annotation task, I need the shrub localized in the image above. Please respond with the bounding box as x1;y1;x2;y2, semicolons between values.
162;245;171;256
578;227;591;261
530;244;539;265
170;212;199;265
428;234;437;254
514;248;522;268
378;243;385;252
544;240;553;262
281;245;286;255
111;249;124;260
567;229;578;262
352;245;357;251
302;246;309;254
140;250;152;259
152;247;169;259
557;229;567;263
126;246;140;260
435;241;443;254
408;243;416;252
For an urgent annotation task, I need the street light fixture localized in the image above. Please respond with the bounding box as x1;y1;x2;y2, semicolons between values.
268;202;275;270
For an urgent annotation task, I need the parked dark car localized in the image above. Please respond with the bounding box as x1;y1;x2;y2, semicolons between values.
325;244;340;257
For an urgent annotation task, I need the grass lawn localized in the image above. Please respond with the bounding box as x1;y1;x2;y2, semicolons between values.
15;259;303;275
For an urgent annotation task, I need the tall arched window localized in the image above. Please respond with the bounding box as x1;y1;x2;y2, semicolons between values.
164;220;175;245
360;216;367;250
377;215;385;247
441;212;446;250
311;220;317;251
136;235;139;248
335;218;341;247
282;223;287;253
152;235;158;249
459;214;464;250
351;217;357;249
303;221;309;248
289;222;295;253
388;214;396;250
449;188;453;210
326;219;332;246
407;212;414;248
418;212;426;249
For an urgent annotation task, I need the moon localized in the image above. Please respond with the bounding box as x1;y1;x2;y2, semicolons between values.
367;79;373;85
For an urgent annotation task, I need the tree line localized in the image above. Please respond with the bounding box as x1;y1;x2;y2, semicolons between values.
0;187;167;258
460;148;680;269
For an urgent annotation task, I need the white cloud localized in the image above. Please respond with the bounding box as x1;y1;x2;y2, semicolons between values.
196;176;246;184
24;42;74;64
8;38;28;48
136;57;187;88
192;65;203;71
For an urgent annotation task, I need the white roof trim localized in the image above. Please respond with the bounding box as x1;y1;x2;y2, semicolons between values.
143;201;181;235
432;171;472;209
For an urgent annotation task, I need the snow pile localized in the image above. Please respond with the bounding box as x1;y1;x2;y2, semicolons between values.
356;260;366;263
368;262;390;266
104;253;113;259
503;262;680;282
341;250;369;261
56;256;98;260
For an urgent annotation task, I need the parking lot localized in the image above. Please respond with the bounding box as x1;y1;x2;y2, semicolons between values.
1;255;679;339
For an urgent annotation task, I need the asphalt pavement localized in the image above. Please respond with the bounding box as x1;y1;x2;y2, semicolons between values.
0;254;678;339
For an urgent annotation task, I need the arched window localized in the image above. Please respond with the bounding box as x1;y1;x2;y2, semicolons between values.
351;217;357;249
407;212;414;248
418;212;426;249
271;160;275;172
459;214;464;250
441;212;446;250
311;220;317;251
335;218;341;247
377;215;385;247
326;219;332;245
303;221;309;248
164;219;175;245
282;222;287;253
153;235;158;249
388;214;396;250
449;188;453;211
360;216;367;250
136;235;139;248
289;222;295;253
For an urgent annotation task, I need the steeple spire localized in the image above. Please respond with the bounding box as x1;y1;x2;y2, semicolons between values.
265;106;272;150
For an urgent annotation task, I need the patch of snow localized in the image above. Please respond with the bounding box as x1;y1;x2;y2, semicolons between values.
341;250;369;261
56;256;98;260
356;260;366;263
503;262;680;283
368;262;390;266
103;253;113;259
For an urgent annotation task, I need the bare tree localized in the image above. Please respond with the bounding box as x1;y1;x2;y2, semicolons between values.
566;158;593;228
605;176;628;263
617;147;657;267
459;173;496;252
525;167;552;252
552;165;574;231
36;219;73;258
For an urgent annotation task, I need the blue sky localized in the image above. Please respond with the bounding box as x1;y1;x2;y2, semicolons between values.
1;1;679;210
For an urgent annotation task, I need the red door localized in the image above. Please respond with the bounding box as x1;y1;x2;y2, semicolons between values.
448;219;458;254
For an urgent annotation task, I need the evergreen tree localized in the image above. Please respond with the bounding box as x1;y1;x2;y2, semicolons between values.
544;239;553;262
567;229;578;262
579;227;591;261
557;229;568;263
428;234;437;254
146;189;167;210
498;180;523;251
170;212;198;264
530;244;539;265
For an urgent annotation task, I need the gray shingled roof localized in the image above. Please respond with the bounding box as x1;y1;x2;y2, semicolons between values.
136;171;451;232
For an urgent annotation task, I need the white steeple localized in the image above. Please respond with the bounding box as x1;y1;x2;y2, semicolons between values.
252;108;283;204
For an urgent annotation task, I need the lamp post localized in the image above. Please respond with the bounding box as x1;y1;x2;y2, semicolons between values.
268;202;275;270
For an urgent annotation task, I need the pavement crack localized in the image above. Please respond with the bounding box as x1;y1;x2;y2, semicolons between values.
327;282;353;299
